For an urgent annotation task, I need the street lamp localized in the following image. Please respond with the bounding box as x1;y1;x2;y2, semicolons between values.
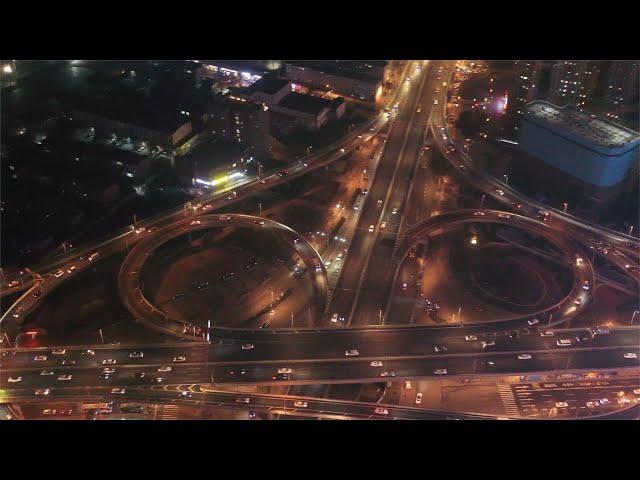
503;174;509;184
480;194;486;207
563;202;568;213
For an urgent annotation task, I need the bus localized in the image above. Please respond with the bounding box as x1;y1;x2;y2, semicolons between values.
329;217;346;241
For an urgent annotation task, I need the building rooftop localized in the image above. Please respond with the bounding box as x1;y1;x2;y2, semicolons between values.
277;92;343;116
525;100;640;148
247;75;290;95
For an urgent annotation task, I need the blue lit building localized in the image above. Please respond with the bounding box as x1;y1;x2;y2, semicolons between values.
519;101;640;187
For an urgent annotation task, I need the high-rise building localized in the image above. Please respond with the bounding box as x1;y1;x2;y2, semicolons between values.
602;60;639;108
548;61;600;108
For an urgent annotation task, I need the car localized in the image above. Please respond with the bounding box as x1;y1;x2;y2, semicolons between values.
416;107;422;113
32;290;43;299
102;359;117;365
404;381;412;389
498;213;511;219
88;252;100;261
40;370;54;376
345;349;359;357
8;376;22;383
180;391;193;398
51;348;66;355
135;227;146;234
219;215;231;221
34;355;48;362
481;341;495;349
277;368;293;374
103;367;116;374
83;349;95;356
465;335;478;341
42;409;57;416
473;211;485;216
370;361;383;367
368;224;375;232
574;298;582;306
152;377;164;384
575;334;591;343
35;389;50;396
129;351;144;359
586;401;599;408
380;371;396;377
624;353;638;359
54;270;64;278
292;400;309;408
518;354;532;360
433;369;448;375
57;374;73;381
527;318;540;326
511;202;522;209
557;339;572;347
377;199;383;206
374;407;389;415
434;345;448;353
495;189;504;196
402;282;407;290
157;366;172;372
555;401;569;408
269;309;275;317
273;373;290;381
260;322;270;329
598;398;610;405
173;355;186;363
415;393;423;404
392;207;398;215
242;344;255;351
111;388;126;394
633;389;640;395
434;99;438;105
189;220;201;226
254;219;265;225
380;221;386;229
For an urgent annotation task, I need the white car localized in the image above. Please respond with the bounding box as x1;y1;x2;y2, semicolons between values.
173;355;186;362
481;341;495;349
8;376;22;383
392;208;398;215
582;281;590;291
331;313;339;323
498;213;511;219
190;220;201;226
518;354;532;360
340;148;345;153
586;401;599;408
415;393;423;404
158;366;172;373
277;368;293;374
129;351;144;359
202;204;213;210
51;348;66;355
35;389;50;396
135;227;146;234
556;339;572;347
40;370;54;376
623;352;638;359
368;224;375;232
111;388;126;395
370;361;383;367
374;407;389;415
433;369;448;375
242;344;254;351
294;401;308;408
54;270;65;278
433;99;438;105
473;211;485;216
465;335;477;341
236;397;250;404
103;359;117;365
527;318;540;326
57;375;73;381
555;401;569;408
495;189;505;196
345;349;360;357
380;221;386;229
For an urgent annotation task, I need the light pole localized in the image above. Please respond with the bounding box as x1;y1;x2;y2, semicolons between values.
98;328;104;344
290;312;294;328
258;202;262;216
503;174;509;184
563;202;568;213
628;225;634;236
480;194;486;207
133;213;138;226
378;309;383;325
632;310;639;324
